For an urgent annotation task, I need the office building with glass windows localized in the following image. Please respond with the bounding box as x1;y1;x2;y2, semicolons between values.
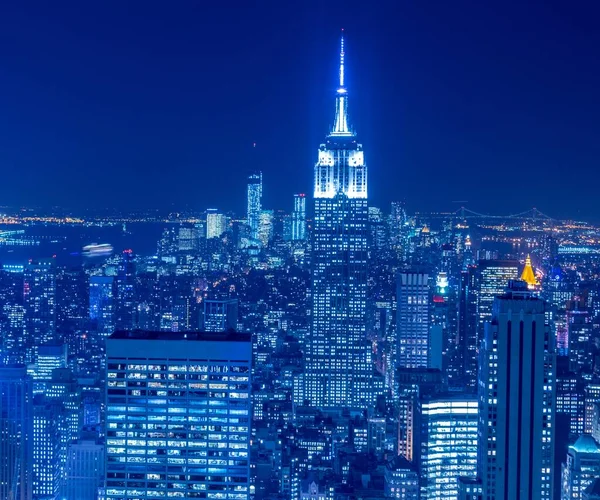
417;396;478;499
104;330;252;499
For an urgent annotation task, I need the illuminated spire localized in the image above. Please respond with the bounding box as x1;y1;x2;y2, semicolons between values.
339;32;345;88
521;254;538;287
331;31;352;136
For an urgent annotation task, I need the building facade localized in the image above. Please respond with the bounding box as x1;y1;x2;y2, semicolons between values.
478;281;556;500
0;366;33;500
396;272;430;369
23;259;56;360
418;396;478;500
89;275;115;337
292;193;307;241
63;434;105;500
203;298;238;332
476;260;519;342
247;172;262;241
104;330;252;499
206;209;227;239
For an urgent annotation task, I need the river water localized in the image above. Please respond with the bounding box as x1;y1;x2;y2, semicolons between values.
0;223;166;268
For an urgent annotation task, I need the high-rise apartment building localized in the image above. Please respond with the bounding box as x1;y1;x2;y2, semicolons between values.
23;259;56;360
478;281;555;500
89;275;115;337
32;395;66;499
247;172;262;241
458;266;478;388
292;193;307;241
396;272;431;369
104;330;252;499
304;35;375;409
0;366;33;500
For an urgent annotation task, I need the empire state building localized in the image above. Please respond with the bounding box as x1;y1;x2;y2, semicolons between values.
304;35;376;409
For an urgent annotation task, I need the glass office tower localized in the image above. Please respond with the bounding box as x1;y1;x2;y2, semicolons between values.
104;330;252;499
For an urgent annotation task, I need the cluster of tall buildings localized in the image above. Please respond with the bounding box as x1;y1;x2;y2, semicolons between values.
1;34;600;500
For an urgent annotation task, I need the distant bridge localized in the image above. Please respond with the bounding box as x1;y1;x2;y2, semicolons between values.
416;207;558;223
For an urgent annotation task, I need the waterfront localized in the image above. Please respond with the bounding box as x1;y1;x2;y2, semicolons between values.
0;222;164;267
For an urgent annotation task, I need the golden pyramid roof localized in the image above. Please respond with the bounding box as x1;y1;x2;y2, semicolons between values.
521;254;538;286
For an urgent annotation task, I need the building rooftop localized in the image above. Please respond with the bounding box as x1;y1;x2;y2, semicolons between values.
520;254;539;287
109;330;251;343
571;434;600;454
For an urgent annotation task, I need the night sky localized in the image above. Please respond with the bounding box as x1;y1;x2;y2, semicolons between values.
0;1;599;219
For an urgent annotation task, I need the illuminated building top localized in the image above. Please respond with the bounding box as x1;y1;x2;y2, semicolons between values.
520;254;538;287
332;34;351;136
314;33;367;199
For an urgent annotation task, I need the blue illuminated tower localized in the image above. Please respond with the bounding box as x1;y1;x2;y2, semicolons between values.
304;34;374;409
247;172;262;241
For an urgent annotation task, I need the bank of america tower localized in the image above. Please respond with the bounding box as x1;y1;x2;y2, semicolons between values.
304;35;375;409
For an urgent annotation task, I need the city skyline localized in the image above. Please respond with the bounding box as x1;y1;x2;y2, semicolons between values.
1;4;600;500
0;2;599;219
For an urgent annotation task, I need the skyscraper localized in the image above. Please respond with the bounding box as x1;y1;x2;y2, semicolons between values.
247;172;262;241
478;280;555;500
2;303;25;364
458;266;478;388
396;272;431;369
0;366;33;500
417;396;479;499
23;259;56;360
115;250;135;331
304;34;374;409
203;298;238;332
32;396;65;498
206;208;227;239
104;330;252;499
89;275;115;337
292;193;307;241
258;209;274;247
